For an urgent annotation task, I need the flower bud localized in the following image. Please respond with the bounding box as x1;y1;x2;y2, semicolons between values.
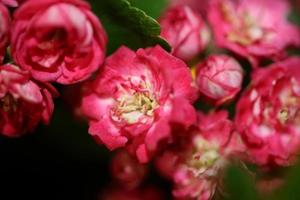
196;55;243;105
160;5;210;61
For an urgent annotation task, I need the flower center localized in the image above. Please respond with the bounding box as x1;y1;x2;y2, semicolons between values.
188;136;220;176
221;3;269;45
116;92;157;124
112;77;159;125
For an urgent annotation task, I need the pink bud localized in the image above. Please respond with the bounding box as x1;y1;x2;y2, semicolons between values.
110;151;148;190
160;5;210;61
196;55;243;105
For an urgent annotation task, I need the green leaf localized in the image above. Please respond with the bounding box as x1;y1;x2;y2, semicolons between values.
272;162;300;200
89;0;171;54
223;165;260;200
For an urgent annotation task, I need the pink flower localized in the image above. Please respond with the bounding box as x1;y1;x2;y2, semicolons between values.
168;0;210;18
0;3;9;63
235;57;300;166
110;150;148;190
80;45;197;163
160;5;210;61
208;0;300;66
156;111;245;200
0;64;57;137
11;0;107;84
195;55;243;105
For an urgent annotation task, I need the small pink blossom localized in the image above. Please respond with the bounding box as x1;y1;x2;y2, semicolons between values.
0;3;9;63
235;57;300;166
80;45;197;163
160;5;210;61
156;111;245;200
11;0;107;84
196;55;243;105
0;64;57;137
168;0;210;17
110;150;148;190
208;0;300;66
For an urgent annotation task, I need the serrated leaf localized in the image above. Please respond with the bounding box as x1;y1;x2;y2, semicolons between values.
89;0;171;53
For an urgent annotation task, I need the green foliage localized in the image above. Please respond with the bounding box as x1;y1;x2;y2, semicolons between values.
223;165;260;200
88;0;170;54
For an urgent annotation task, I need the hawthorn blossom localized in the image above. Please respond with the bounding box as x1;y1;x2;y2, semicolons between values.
156;111;245;200
208;0;300;66
235;57;300;166
80;45;197;163
11;0;107;84
0;64;57;137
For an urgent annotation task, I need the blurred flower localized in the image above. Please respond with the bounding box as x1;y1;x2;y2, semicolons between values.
208;0;300;67
99;185;164;200
160;5;210;61
235;57;300;166
80;45;197;163
195;55;243;105
168;0;210;18
0;3;9;63
110;150;148;190
0;64;57;137
11;0;107;84
156;111;245;200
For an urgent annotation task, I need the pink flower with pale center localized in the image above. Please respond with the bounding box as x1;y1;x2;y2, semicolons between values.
80;45;197;163
208;0;300;66
11;0;107;84
195;55;243;105
160;5;210;61
0;3;9;63
235;57;300;166
0;64;57;137
156;111;245;200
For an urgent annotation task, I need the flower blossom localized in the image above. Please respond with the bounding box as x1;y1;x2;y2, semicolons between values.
156;111;245;200
80;45;197;163
11;0;107;84
208;0;300;66
0;64;57;137
235;57;300;166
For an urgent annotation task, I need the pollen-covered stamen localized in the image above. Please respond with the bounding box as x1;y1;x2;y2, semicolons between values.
0;94;18;113
188;136;220;176
112;78;159;124
221;3;270;45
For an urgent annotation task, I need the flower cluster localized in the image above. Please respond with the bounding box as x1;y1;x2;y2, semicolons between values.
2;0;300;200
0;0;107;136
